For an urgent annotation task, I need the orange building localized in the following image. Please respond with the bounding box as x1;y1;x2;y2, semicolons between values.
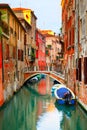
61;0;76;91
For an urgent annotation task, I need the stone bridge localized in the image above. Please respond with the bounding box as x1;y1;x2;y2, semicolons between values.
24;71;65;85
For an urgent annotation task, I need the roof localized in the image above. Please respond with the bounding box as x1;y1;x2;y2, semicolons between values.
13;7;37;19
12;7;31;11
39;30;56;37
36;28;46;38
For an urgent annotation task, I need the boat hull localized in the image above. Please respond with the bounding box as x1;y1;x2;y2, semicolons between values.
56;98;76;105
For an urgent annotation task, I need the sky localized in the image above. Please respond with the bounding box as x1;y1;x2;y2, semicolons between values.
0;0;62;34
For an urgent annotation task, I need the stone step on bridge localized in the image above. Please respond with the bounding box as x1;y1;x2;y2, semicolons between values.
24;71;65;85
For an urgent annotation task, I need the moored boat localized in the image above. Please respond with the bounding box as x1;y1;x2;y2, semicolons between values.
51;84;66;97
54;86;76;105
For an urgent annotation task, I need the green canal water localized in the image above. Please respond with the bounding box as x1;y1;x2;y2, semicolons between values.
0;75;87;130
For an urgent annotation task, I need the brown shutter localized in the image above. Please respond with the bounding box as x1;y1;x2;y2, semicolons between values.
84;57;87;84
18;49;21;60
76;58;81;81
78;58;81;81
6;44;9;60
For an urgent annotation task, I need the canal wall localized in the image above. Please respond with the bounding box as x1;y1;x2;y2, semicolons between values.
3;78;23;102
78;99;87;113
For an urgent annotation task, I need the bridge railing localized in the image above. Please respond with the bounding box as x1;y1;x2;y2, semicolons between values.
23;66;64;72
23;66;65;79
23;66;49;72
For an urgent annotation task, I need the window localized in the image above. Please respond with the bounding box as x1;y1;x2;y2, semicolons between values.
13;46;16;59
76;58;81;81
6;44;9;60
78;58;81;81
18;49;23;61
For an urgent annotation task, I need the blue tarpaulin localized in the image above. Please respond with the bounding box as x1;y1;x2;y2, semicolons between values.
56;87;69;98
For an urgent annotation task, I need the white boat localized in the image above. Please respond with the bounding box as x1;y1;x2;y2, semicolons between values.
54;86;76;105
51;84;66;97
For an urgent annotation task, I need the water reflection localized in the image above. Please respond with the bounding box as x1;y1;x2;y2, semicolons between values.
38;79;46;95
37;101;63;130
55;102;75;118
0;75;87;130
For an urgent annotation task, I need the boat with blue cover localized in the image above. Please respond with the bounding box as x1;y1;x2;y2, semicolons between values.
51;84;66;97
54;86;76;105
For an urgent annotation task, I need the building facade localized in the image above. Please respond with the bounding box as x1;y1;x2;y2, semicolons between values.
0;4;25;104
75;0;87;104
36;29;46;70
13;8;37;70
61;0;87;105
61;0;75;90
41;30;63;72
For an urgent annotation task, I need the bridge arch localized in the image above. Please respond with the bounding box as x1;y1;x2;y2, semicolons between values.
24;71;65;85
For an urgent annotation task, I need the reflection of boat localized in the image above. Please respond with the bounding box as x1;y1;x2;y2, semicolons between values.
55;102;76;118
51;84;66;97
54;86;76;105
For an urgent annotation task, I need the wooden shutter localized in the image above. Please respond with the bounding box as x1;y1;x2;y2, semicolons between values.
78;58;81;81
84;57;87;84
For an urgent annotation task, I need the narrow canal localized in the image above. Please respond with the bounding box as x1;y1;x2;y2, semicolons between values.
0;75;87;130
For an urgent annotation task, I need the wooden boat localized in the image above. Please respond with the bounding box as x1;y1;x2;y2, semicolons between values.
54;86;76;105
